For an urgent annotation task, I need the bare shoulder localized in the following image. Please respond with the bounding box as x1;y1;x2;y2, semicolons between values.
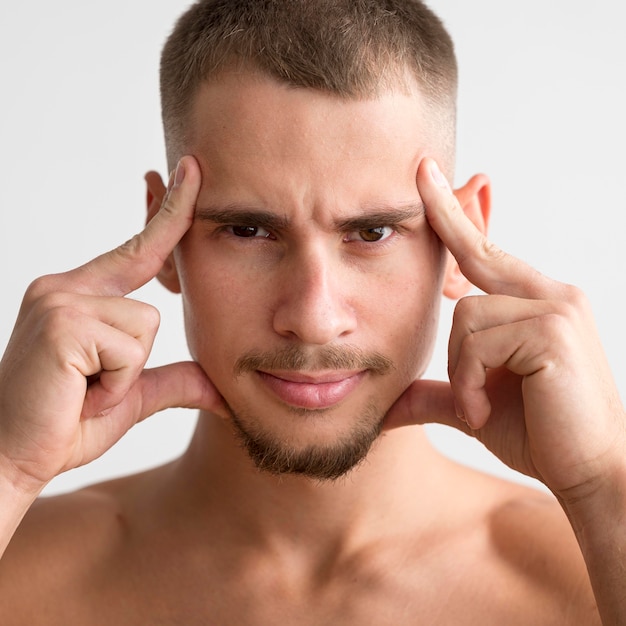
0;474;136;623
479;472;600;624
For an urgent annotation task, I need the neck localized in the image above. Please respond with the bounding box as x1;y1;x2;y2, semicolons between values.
160;411;454;551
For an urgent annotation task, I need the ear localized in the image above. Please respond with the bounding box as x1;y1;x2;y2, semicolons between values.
144;170;182;293
442;173;492;299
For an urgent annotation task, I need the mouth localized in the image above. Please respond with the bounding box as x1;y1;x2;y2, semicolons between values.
256;369;367;409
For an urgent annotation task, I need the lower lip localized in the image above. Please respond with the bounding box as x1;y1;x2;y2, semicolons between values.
256;371;366;409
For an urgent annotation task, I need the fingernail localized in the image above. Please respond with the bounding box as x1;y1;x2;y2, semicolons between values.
430;160;451;191
173;159;186;189
455;404;466;423
167;169;176;191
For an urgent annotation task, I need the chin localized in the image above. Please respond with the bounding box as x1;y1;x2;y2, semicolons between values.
226;399;386;481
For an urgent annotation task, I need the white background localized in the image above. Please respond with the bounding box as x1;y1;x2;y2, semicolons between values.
0;1;624;496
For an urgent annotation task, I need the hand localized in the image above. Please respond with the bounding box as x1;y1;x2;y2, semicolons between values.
387;158;626;502
0;156;222;495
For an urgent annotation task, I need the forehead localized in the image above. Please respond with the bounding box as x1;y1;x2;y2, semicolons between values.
186;72;435;211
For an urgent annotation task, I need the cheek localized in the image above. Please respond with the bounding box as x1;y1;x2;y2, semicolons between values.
176;227;445;386
176;245;268;372
381;285;440;376
368;236;444;378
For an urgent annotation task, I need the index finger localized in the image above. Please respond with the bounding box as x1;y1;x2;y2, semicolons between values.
417;158;555;299
68;155;202;297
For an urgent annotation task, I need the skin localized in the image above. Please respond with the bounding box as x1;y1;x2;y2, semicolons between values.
0;71;621;623
170;75;447;476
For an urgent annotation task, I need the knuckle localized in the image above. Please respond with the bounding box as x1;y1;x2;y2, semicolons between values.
140;303;161;334
115;229;166;270
561;283;589;310
24;274;62;305
454;233;504;272
538;312;570;342
534;312;579;367
160;192;177;218
479;237;506;263
41;303;79;327
127;337;149;366
460;331;480;357
445;196;464;219
37;305;82;344
453;295;482;322
549;284;590;324
115;233;145;262
31;290;70;315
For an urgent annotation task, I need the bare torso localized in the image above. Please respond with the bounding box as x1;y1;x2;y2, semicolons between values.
0;457;598;625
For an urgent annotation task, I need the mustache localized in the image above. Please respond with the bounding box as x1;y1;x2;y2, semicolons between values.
234;344;394;377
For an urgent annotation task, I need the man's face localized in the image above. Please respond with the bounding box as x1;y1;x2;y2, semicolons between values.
173;72;447;479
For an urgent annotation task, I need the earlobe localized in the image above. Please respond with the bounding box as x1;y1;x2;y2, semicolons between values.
442;173;492;299
144;170;182;294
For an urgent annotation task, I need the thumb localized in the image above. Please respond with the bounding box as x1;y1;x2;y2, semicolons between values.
69;156;202;298
384;379;473;435
416;156;455;217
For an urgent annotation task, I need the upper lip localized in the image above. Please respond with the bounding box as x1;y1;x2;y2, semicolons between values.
258;370;364;384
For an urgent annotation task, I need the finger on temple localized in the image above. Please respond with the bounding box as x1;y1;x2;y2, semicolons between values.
417;158;555;300
67;155;202;298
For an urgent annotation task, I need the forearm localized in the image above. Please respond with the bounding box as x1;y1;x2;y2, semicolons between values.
0;459;43;560
561;462;626;625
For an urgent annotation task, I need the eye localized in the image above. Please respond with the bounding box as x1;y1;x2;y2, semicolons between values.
345;226;395;243
228;225;273;239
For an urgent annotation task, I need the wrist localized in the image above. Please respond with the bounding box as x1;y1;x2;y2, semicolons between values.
0;457;45;560
0;452;48;502
556;454;626;625
553;422;626;522
557;456;626;546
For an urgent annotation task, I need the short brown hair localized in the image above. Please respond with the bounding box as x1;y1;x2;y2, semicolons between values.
160;0;458;168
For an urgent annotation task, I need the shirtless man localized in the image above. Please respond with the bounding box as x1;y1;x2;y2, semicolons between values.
0;1;623;624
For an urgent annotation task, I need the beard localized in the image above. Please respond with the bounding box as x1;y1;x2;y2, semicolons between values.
225;343;394;481
228;401;385;481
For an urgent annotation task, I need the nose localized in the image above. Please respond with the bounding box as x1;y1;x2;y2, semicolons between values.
272;244;357;345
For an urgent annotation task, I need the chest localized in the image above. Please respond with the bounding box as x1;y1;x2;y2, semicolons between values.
6;533;579;626
27;552;568;626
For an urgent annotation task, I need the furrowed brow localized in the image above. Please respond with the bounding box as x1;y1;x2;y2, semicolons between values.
195;202;425;232
335;203;425;231
195;205;290;231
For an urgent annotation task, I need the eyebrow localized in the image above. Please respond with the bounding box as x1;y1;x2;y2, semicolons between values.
195;205;289;231
195;202;425;231
335;203;425;231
